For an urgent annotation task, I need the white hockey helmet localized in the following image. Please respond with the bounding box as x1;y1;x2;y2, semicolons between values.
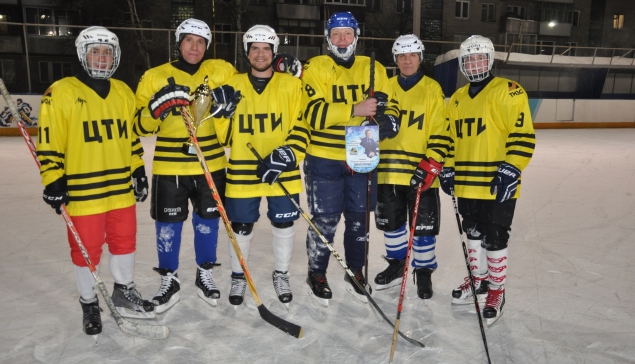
324;12;360;61
75;26;121;79
459;35;495;82
392;34;424;63
243;25;279;54
175;18;212;49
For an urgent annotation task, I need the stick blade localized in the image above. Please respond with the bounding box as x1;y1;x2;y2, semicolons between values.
257;304;303;338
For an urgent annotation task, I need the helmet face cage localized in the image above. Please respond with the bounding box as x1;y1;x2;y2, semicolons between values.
243;25;280;54
459;35;495;82
175;18;212;49
75;26;121;79
392;34;424;63
324;12;360;60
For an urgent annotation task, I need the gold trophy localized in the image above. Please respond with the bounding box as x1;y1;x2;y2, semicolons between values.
181;76;214;155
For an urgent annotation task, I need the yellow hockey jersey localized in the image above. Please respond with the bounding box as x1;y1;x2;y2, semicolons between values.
446;77;535;200
301;55;399;160
214;72;307;198
378;75;450;187
36;77;144;216
133;59;237;175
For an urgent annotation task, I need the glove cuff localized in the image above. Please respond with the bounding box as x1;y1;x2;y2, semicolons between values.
132;166;147;179
45;175;67;192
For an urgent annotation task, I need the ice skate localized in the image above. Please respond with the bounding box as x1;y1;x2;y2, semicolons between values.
374;256;405;291
451;275;488;305
112;282;155;319
483;285;505;325
79;297;102;341
195;262;220;307
152;267;181;314
229;273;247;309
344;268;369;304
413;268;434;301
272;270;292;310
306;270;332;307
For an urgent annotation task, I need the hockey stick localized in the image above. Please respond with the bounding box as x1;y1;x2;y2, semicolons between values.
364;51;376;289
248;143;424;348
180;109;303;339
450;189;492;364
0;78;169;340
388;184;423;363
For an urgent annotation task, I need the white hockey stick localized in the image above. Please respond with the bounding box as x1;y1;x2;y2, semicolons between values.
0;78;169;340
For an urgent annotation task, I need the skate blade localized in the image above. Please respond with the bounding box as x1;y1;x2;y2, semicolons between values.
375;278;402;291
486;310;503;326
92;334;99;343
116;307;156;319
154;293;181;314
283;302;290;311
451;294;487;306
307;287;329;307
197;291;218;307
345;285;369;304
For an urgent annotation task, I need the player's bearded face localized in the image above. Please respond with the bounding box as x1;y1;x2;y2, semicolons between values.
180;34;206;64
248;43;274;72
86;45;114;71
396;52;421;77
464;54;489;75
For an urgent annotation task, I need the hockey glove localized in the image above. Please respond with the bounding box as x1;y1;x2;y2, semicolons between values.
272;54;303;78
42;177;69;215
490;162;521;203
439;167;455;196
375;114;400;140
222;90;242;118
210;85;234;117
131;166;149;202
410;156;443;191
148;77;190;120
373;91;389;115
256;146;297;185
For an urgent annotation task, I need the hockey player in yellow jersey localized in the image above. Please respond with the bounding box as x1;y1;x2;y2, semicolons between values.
37;26;155;338
213;25;307;308
374;35;450;300
302;11;400;306
443;35;535;324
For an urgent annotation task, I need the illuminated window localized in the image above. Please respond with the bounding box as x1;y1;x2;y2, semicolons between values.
613;14;624;29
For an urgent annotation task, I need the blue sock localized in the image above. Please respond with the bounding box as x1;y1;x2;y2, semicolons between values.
383;222;408;260
155;221;183;271
192;213;219;266
412;235;438;269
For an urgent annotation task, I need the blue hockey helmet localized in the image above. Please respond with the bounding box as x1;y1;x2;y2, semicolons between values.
324;12;360;60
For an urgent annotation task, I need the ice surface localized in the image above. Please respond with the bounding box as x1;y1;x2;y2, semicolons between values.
1;129;634;363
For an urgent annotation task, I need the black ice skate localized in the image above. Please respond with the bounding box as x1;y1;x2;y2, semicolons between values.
451;274;488;305
112;282;155;319
152;267;181;314
483;285;505;325
229;273;247;308
413;267;434;300
306;270;332;307
272;270;292;309
374;256;405;291
195;262;220;307
79;297;102;341
344;268;369;304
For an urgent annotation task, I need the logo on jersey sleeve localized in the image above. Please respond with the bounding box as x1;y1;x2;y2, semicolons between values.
508;81;524;97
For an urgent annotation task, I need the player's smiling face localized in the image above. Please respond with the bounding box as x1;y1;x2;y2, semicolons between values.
396;52;420;77
464;53;489;75
86;45;114;71
180;34;206;64
248;42;274;72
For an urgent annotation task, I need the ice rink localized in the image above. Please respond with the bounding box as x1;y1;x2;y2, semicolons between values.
1;128;634;364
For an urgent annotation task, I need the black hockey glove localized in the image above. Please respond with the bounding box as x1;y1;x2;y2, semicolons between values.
148;77;190;120
222;90;242;118
410;156;443;191
42;177;68;215
256;146;297;185
490;162;521;203
373;91;389;115
273;54;303;78
439;167;455;196
131;166;149;202
375;114;400;140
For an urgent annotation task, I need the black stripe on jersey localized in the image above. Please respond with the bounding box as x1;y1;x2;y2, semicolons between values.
430;134;453;143
507;150;533;158
227;169;257;176
69;187;132;201
380;149;425;159
69;177;131;191
377;167;415;174
288;143;306;154
304;99;323;119
154;155;199;163
67;167;130;180
318;103;329;129
455;161;502;167
37;150;65;159
509;132;535;139
311;129;345;141
227;174;301;185
379;158;417;166
157;136;189;143
310;140;345;149
429;148;448;159
229;159;259;166
134;107;153;136
39;160;64;171
456;170;496;178
506;140;535;149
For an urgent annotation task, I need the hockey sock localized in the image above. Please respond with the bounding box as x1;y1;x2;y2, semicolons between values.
229;231;253;274
272;225;295;273
411;235;438;269
468;239;488;275
192;213;220;266
383;222;408;260
343;211;366;269
155;221;184;272
74;264;97;301
487;248;508;286
109;252;135;285
306;214;340;272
